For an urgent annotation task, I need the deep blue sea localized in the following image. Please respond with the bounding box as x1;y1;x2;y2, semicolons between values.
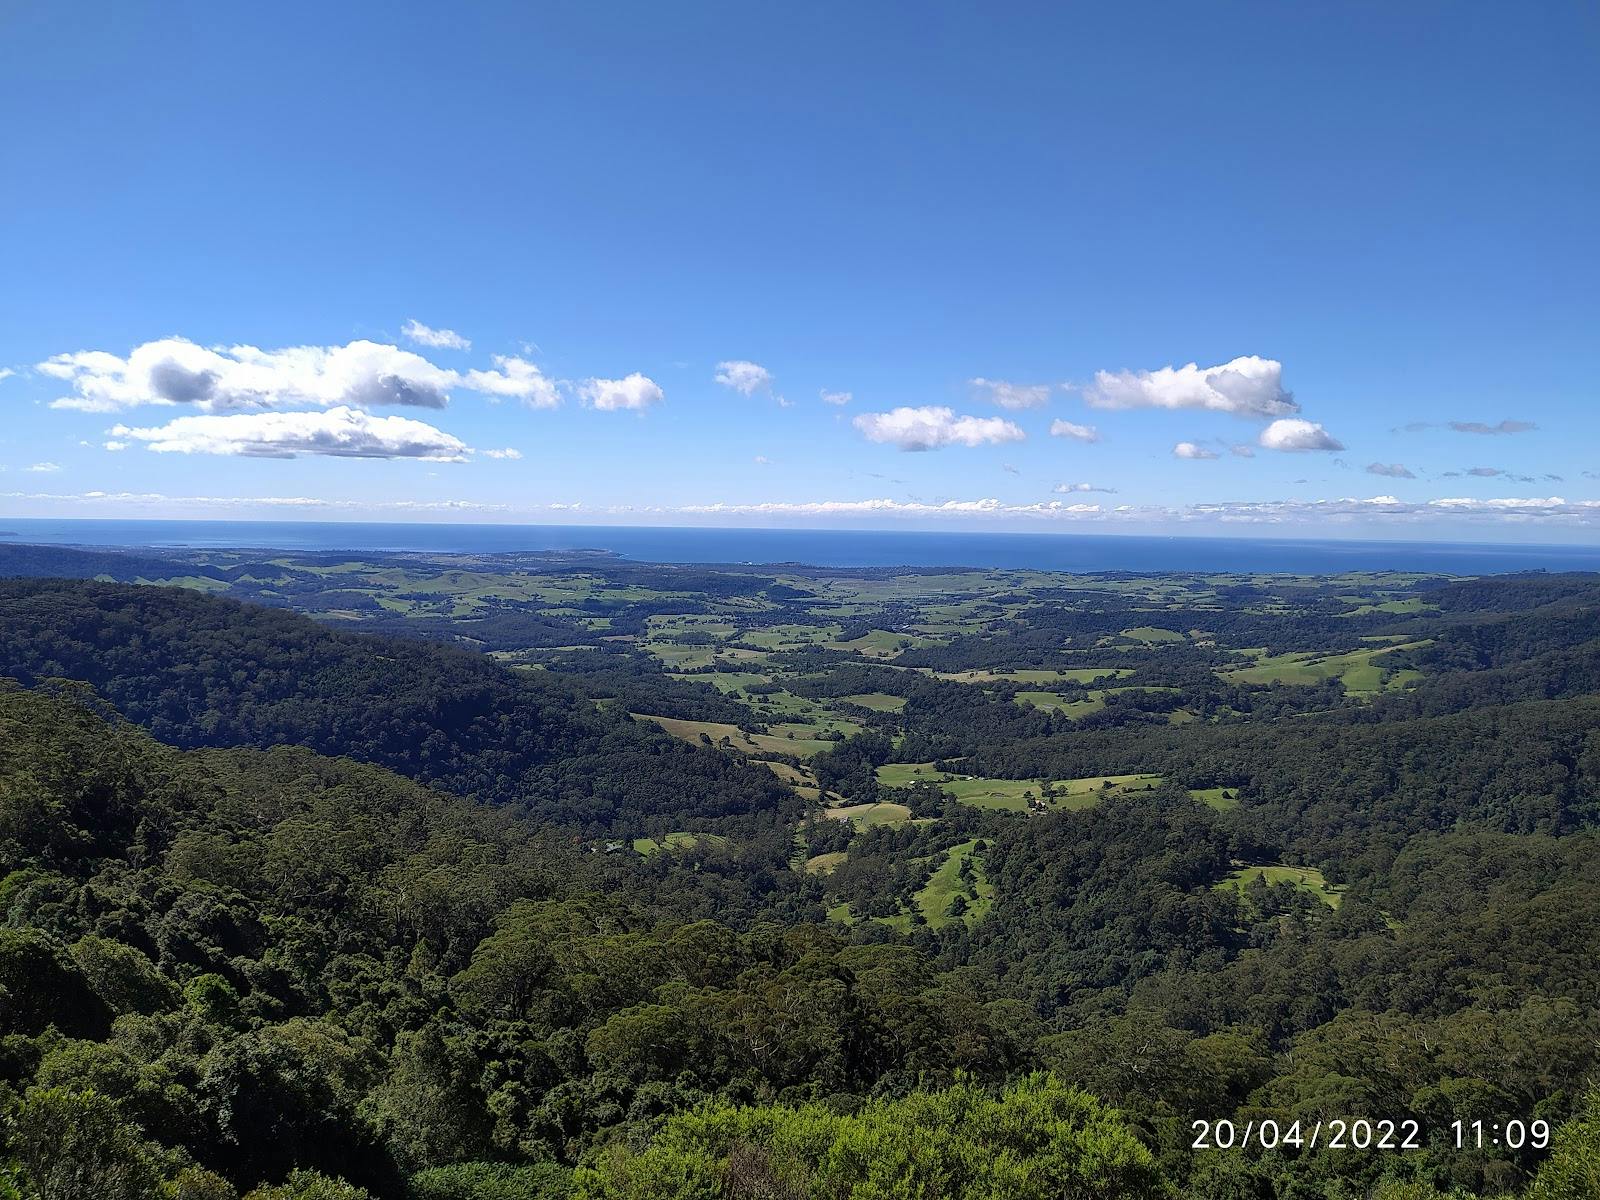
4;518;1600;574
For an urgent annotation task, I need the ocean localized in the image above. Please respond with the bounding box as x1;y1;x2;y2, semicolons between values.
3;518;1600;574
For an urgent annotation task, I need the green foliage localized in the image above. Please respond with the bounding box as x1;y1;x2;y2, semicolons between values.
1527;1088;1600;1200
407;1161;574;1200
0;929;109;1038
572;1075;1169;1199
4;566;1600;1199
241;1171;373;1200
5;1086;161;1200
162;1166;239;1200
0;580;795;842
73;935;181;1016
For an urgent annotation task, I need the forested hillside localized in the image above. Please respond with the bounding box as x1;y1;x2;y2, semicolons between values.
3;561;1599;1199
0;682;1150;1198
0;580;795;849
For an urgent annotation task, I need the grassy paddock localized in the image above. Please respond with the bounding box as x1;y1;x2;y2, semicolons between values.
1217;863;1344;908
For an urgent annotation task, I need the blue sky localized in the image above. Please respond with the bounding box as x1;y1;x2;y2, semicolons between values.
2;1;1596;539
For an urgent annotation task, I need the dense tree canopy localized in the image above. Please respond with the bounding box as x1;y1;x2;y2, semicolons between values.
3;564;1597;1199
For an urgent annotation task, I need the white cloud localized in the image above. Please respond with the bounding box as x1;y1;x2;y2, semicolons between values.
971;378;1050;410
35;336;580;414
753;455;770;465
401;320;471;351
482;447;523;460
853;406;1026;451
1048;419;1100;443
42;338;460;413
1189;494;1600;526
1259;418;1344;452
1082;355;1298;418
714;360;773;396
1173;442;1218;459
579;372;664;411
820;389;852;406
1230;444;1256;458
108;406;469;460
1054;482;1116;493
103;440;129;452
1367;462;1415;478
678;497;1109;519
463;355;560;409
1;489;519;514
10;487;1600;531
26;462;60;473
0;368;14;382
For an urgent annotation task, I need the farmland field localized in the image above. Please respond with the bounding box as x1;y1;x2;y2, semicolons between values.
1216;863;1345;908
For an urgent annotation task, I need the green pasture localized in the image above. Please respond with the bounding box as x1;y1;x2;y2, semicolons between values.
822;800;913;829
1220;642;1426;693
632;832;729;856
1188;786;1241;811
840;692;907;711
916;839;994;929
874;764;1164;812
1216;863;1344;909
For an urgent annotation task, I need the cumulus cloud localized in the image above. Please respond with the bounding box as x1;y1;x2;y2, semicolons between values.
853;406;1026;451
971;378;1051;410
1259;418;1344;452
26;462;60;473
34;336;587;415
401;320;471;351
463;355;560;408
1451;419;1537;435
1173;442;1218;459
714;360;773;396
1048;419;1100;443
108;406;469;460
820;389;852;406
40;338;464;413
0;368;14;382
1082;356;1298;418
1366;462;1415;478
578;373;664;411
482;447;523;460
1054;482;1116;493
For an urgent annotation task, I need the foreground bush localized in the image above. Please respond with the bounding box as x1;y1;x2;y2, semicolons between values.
573;1073;1169;1199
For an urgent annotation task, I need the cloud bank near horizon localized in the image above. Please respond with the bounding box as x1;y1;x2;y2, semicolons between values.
8;488;1599;532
